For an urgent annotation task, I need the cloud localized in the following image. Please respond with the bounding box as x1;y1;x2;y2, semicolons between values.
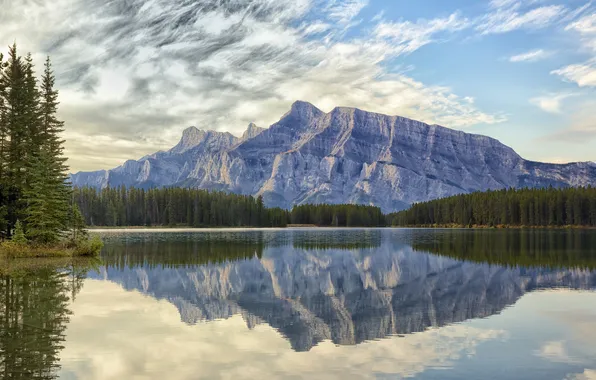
477;3;567;35
553;11;596;87
566;369;596;380
566;12;596;36
325;0;369;25
0;0;505;172
535;340;582;364
509;48;552;62
551;59;596;87
58;279;505;380
530;92;576;113
541;100;596;142
375;12;470;54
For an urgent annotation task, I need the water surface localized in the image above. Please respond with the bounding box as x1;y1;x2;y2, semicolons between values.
1;228;595;379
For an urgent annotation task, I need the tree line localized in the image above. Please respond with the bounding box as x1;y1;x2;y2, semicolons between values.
72;186;388;228
0;44;79;244
73;186;289;227
389;187;596;227
290;203;386;227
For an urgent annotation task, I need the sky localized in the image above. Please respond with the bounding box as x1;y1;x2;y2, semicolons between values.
1;0;595;172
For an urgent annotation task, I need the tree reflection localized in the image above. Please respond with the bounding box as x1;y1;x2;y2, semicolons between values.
0;259;95;379
409;229;596;269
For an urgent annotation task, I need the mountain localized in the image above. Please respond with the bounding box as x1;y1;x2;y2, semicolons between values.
70;101;596;212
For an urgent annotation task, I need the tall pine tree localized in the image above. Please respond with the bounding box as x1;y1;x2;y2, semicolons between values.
0;44;73;243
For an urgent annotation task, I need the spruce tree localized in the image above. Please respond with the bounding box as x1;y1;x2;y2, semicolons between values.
12;219;27;244
38;57;70;233
0;44;74;243
1;44;28;235
0;52;8;236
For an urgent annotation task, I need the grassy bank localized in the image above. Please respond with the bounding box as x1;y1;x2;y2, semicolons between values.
0;235;104;259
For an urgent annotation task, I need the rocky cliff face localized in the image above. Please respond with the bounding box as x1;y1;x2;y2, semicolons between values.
71;101;596;212
92;238;596;352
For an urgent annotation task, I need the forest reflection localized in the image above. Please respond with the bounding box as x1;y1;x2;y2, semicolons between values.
96;229;596;270
99;229;383;269
0;259;97;379
407;229;596;269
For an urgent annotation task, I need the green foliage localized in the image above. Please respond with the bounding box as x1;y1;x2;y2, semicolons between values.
72;186;390;228
73;186;291;227
389;186;596;227
11;219;27;244
409;229;596;270
0;43;72;244
72;234;103;257
69;203;88;241
290;204;386;227
0;262;91;378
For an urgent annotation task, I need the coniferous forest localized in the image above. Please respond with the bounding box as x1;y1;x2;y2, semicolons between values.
0;44;95;255
72;186;387;227
389;187;596;227
290;203;385;227
73;187;289;227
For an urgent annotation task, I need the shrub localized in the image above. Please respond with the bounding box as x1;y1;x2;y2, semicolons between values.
12;220;27;245
0;241;29;258
73;235;104;257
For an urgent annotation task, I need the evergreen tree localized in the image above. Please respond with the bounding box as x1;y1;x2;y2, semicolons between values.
69;203;87;242
389;187;596;228
0;44;74;243
39;57;70;232
12;219;27;244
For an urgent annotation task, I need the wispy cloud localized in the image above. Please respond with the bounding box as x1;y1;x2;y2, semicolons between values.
375;12;470;54
477;2;567;35
509;49;552;62
0;0;505;172
551;59;596;87
326;0;370;25
530;92;576;113
565;11;596;53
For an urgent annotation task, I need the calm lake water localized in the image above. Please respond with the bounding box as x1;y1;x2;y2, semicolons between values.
1;228;596;380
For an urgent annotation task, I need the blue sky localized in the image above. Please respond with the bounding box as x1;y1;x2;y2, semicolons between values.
2;0;595;171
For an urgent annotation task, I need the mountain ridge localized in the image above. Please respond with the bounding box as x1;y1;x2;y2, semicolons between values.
70;101;596;212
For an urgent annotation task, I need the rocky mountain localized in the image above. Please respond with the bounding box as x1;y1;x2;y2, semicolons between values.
71;101;596;212
92;232;596;352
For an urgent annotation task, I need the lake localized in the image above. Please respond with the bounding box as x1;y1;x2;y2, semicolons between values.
1;228;596;379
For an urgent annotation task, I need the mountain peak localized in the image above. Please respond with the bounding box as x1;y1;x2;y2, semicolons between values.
283;101;324;124
172;126;205;151
242;123;265;141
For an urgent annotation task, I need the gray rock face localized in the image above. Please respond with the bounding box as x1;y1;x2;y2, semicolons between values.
71;101;596;212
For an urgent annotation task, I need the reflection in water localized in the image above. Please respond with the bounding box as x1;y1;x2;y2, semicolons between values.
409;229;596;269
0;259;94;379
94;229;596;352
1;229;596;379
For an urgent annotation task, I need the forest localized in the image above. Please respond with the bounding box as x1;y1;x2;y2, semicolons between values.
290;203;385;227
0;44;97;256
72;186;387;228
389;186;596;227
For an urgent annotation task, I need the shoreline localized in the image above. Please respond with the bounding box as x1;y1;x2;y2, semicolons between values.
392;224;596;229
0;236;104;259
86;225;596;231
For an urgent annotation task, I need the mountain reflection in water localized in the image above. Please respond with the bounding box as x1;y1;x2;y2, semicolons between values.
92;229;596;352
2;229;596;380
